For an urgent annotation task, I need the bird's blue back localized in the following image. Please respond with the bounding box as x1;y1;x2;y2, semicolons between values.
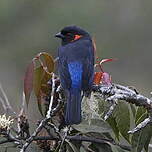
58;37;94;93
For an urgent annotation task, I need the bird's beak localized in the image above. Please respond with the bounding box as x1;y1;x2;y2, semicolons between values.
55;32;65;39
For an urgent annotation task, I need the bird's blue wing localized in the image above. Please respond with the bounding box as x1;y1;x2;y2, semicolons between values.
68;61;83;89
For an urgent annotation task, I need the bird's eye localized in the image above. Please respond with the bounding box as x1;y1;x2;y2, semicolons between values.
66;33;72;36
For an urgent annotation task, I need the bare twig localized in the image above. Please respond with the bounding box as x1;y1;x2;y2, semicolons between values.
0;96;6;110
20;117;50;152
47;122;61;139
128;117;151;134
20;92;26;115
92;83;152;133
46;73;56;118
0;84;16;115
66;135;131;151
104;102;117;120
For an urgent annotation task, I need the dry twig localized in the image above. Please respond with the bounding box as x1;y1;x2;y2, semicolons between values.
92;83;152;133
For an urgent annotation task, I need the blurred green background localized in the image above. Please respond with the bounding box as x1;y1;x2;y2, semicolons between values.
0;0;152;151
0;0;152;111
0;0;152;133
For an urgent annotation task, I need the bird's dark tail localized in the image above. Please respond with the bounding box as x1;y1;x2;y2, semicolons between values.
65;88;82;125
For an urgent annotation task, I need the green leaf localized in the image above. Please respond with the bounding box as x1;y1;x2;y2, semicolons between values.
144;126;152;152
129;104;136;118
73;118;112;133
24;61;34;106
135;107;146;124
131;124;152;152
102;132;114;141
131;111;152;152
131;131;140;152
111;144;128;152
114;101;130;143
33;66;44;96
40;52;54;73
135;112;148;125
137;125;152;152
107;116;119;140
37;97;44;116
89;143;113;152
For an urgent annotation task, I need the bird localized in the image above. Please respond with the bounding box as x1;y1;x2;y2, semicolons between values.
55;25;94;125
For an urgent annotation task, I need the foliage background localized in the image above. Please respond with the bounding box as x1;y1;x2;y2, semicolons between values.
0;0;152;151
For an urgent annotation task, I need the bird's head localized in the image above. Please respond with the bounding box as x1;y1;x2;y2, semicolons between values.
55;25;90;45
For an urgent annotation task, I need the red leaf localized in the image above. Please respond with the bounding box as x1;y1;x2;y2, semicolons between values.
102;72;112;85
93;72;103;85
100;58;116;65
33;66;44;97
24;61;34;106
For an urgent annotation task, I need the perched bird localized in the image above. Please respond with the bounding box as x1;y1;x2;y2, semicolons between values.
55;26;94;125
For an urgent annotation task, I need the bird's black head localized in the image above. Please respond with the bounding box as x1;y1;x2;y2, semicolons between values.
55;25;90;45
